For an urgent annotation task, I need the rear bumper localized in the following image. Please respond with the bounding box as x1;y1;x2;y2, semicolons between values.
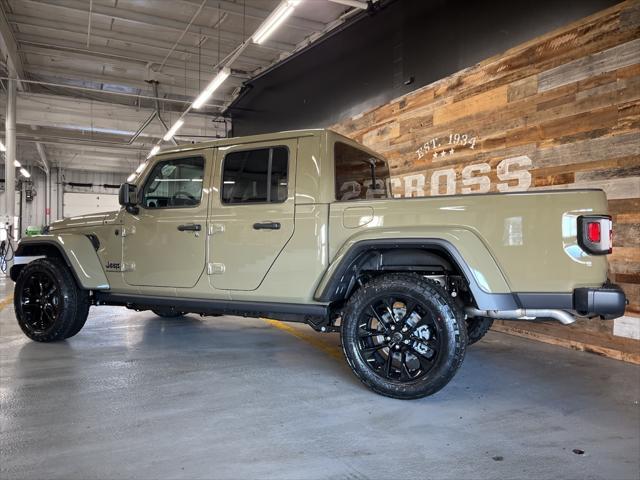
574;284;627;319
466;284;627;326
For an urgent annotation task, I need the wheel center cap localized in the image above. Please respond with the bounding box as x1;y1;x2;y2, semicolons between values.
392;332;403;343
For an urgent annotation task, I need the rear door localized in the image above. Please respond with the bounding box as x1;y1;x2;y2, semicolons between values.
209;140;296;291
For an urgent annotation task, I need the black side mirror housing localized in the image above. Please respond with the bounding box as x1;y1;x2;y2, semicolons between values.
118;183;139;213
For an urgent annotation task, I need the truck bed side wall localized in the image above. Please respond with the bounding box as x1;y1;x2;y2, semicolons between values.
327;190;609;295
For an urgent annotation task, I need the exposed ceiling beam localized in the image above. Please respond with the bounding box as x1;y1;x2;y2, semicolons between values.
0;5;25;82
0;4;54;178
328;0;369;9
157;0;209;72
178;0;326;33
21;0;295;52
22;65;206;100
7;13;271;68
0;74;224;108
16;38;250;85
0;91;222;141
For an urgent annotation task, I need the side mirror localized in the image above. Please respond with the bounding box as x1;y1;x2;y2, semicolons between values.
118;183;139;213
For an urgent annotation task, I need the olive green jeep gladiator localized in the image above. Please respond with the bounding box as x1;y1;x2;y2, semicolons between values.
10;129;626;399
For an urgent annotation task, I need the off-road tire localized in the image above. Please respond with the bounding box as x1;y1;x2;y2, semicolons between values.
14;257;90;342
465;316;493;345
152;309;186;318
341;273;467;399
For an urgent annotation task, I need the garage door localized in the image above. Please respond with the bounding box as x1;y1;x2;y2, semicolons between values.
63;192;120;217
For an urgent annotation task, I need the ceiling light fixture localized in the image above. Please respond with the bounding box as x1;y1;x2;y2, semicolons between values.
14;160;21;167
146;146;160;159
163;119;184;141
253;0;302;45
0;141;5;152
192;68;231;109
19;168;30;178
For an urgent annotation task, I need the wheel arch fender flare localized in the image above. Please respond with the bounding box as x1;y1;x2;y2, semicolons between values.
10;234;110;290
314;233;518;311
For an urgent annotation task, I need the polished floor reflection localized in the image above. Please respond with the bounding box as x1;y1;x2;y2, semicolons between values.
1;276;638;480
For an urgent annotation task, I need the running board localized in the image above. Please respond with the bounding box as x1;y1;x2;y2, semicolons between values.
94;292;329;324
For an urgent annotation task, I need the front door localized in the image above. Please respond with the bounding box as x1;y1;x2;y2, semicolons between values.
209;140;296;291
123;152;211;288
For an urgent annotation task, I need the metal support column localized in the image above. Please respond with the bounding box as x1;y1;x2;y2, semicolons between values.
5;74;16;240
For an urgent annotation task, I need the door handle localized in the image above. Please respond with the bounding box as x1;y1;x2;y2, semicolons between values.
177;223;202;232
253;221;281;230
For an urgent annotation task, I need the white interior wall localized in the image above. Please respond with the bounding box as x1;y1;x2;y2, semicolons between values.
2;166;127;237
58;169;127;219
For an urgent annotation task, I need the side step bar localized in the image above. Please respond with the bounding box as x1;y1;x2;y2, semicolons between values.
465;307;576;325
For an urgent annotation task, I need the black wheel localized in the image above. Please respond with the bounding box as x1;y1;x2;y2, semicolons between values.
465;316;494;345
152;309;186;318
341;273;467;399
14;258;90;342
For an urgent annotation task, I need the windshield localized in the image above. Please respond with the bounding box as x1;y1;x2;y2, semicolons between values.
334;141;391;201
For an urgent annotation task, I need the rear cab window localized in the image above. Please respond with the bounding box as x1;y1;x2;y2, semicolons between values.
334;141;391;201
221;146;288;204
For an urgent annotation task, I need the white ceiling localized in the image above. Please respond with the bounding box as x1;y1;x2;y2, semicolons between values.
0;0;364;173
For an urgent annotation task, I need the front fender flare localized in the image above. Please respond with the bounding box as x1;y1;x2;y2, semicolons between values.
12;234;110;290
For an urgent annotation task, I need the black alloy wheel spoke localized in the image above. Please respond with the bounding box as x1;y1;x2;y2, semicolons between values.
399;352;412;381
385;351;394;377
362;344;386;354
358;324;382;338
356;294;444;383
45;284;58;298
382;298;396;324
400;300;417;325
410;346;436;371
369;305;390;332
359;332;383;340
21;272;60;333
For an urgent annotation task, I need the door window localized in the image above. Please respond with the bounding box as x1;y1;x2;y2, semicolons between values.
141;156;204;209
221;147;288;204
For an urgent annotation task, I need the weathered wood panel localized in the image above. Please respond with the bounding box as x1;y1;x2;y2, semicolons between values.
333;1;640;361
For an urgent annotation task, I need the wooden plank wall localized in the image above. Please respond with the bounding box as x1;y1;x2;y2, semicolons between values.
332;1;640;362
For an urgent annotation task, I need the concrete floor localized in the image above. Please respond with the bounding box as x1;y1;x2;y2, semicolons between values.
1;275;639;480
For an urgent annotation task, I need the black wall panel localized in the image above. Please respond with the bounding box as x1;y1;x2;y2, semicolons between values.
228;0;618;136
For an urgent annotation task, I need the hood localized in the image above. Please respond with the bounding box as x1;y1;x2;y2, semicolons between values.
48;210;121;232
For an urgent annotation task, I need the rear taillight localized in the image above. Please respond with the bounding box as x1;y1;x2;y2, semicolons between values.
587;222;601;242
578;215;612;255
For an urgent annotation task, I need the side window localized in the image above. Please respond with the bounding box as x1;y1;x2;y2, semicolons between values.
221;146;288;204
141;156;204;209
334;142;391;201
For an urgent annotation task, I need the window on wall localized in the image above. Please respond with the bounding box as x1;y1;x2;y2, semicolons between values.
334;142;391;201
221;146;288;204
141;156;204;209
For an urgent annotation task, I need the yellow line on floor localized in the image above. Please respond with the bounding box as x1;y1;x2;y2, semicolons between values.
0;294;14;311
264;319;343;361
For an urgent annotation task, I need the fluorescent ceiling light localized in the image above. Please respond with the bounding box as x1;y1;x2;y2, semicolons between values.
19;168;30;178
253;0;301;45
163;119;184;141
135;162;147;173
146;146;160;159
14;160;21;167
192;68;231;109
0;141;5;152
